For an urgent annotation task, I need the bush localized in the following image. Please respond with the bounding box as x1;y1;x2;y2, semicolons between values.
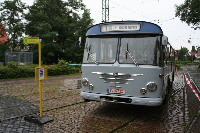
197;65;200;72
175;64;182;70
0;65;35;79
57;60;68;67
175;60;199;66
7;62;18;69
0;62;81;79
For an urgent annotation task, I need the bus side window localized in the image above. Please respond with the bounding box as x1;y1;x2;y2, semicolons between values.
166;46;169;66
159;44;165;67
162;46;167;66
169;46;172;61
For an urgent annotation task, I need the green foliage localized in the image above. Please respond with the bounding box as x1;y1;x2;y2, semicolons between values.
191;46;197;52
0;43;9;62
0;0;94;65
57;60;68;67
47;64;81;76
0;65;35;79
177;47;189;61
0;0;28;52
0;63;80;79
175;60;200;66
197;66;200;70
175;64;182;70
7;62;18;69
25;0;93;64
175;0;200;27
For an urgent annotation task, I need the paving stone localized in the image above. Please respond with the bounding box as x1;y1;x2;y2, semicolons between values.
0;96;42;133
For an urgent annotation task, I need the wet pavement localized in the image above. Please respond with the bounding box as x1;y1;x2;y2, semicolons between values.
183;65;200;133
0;67;199;132
165;73;189;133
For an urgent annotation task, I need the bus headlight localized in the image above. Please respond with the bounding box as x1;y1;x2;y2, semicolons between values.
82;78;89;86
147;82;157;92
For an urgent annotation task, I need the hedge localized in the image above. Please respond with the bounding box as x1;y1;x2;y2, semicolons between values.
175;60;200;65
0;61;81;79
197;66;200;73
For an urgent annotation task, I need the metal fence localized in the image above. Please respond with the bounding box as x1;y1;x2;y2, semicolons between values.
5;52;33;65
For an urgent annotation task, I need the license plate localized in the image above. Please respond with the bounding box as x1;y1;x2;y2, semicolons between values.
107;88;125;94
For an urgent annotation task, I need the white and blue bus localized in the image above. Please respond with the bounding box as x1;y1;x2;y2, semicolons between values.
80;21;175;106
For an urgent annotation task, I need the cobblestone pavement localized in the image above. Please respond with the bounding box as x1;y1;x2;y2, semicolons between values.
164;72;189;132
0;72;195;132
0;75;81;133
0;96;42;133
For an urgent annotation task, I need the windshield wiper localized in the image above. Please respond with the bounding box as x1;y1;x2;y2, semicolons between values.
125;43;139;66
87;45;99;65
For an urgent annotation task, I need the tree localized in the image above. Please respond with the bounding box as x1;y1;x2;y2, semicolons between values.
178;47;189;61
0;0;27;52
25;0;93;64
190;46;197;61
0;23;9;62
175;0;200;29
191;46;197;52
63;9;93;63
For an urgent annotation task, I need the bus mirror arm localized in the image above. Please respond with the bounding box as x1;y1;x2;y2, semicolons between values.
87;53;90;60
86;45;91;60
126;51;128;59
78;37;82;47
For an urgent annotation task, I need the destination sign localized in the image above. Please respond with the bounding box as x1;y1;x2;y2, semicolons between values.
101;24;140;32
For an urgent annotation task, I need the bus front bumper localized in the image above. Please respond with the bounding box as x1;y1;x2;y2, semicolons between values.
80;91;163;106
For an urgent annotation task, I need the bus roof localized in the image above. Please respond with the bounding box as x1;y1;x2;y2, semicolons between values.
86;21;163;36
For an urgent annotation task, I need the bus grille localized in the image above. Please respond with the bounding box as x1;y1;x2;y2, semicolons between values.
92;72;143;84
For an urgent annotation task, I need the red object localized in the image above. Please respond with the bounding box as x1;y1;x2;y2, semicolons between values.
184;74;200;101
0;23;8;43
159;74;164;78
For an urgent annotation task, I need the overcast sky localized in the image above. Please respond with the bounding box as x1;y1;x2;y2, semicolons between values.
1;0;200;50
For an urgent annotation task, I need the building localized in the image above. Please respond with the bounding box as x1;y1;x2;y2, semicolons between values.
190;52;200;59
196;52;200;59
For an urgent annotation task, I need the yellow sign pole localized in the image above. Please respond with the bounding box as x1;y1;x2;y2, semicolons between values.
38;40;43;117
23;37;43;117
24;37;53;124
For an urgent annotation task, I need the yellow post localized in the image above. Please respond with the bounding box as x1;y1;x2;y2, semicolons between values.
38;40;43;117
23;37;53;124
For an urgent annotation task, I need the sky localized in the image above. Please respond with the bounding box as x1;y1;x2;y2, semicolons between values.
1;0;200;51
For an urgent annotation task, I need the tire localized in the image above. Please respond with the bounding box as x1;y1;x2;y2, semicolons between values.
167;77;172;93
171;71;174;87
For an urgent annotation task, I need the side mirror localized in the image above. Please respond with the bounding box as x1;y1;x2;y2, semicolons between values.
78;37;82;47
76;37;82;47
162;36;168;46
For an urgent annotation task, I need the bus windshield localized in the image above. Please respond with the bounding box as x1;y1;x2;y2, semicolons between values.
119;36;160;65
83;35;161;65
83;38;118;64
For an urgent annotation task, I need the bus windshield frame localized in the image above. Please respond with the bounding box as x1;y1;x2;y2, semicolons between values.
83;35;162;65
